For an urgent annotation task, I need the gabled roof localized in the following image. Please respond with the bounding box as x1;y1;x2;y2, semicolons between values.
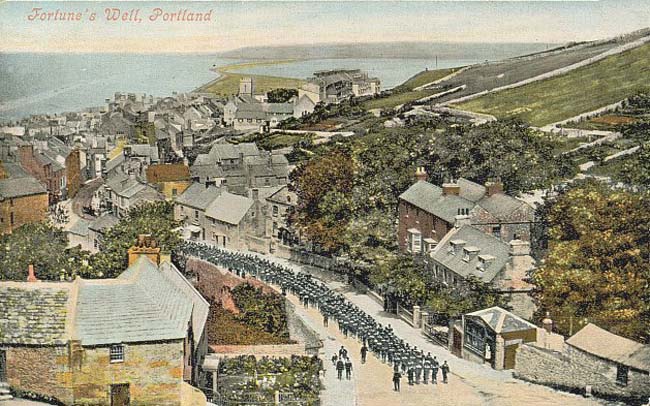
399;181;474;224
68;218;90;237
205;191;254;225
476;193;529;221
175;183;222;211
467;306;536;334
458;178;486;202
209;143;259;161
430;225;510;283
88;213;119;232
75;256;201;346
567;323;650;372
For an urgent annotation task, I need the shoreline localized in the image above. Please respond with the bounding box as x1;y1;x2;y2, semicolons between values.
193;59;303;93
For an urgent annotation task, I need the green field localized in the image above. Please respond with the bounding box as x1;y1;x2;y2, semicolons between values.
199;60;306;95
361;68;459;110
455;43;650;126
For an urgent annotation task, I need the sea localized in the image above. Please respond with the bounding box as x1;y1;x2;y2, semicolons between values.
0;46;545;122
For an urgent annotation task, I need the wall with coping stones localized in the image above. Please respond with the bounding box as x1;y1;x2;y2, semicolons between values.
515;343;650;402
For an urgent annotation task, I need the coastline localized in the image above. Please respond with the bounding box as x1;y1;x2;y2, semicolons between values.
194;59;305;94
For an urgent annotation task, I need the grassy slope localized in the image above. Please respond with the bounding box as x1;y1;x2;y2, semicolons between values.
201;60;306;95
361;68;459;110
455;42;650;126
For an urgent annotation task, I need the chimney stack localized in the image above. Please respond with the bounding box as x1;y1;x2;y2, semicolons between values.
442;180;460;196
127;234;161;266
542;312;553;334
27;264;39;282
485;179;504;197
454;214;472;228
415;167;428;182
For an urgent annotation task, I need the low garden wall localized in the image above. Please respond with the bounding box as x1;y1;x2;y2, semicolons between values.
515;343;650;403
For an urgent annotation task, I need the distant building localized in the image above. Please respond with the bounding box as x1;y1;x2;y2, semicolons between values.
265;185;298;249
0;239;209;406
190;142;289;196
17;143;68;204
0;175;48;235
101;171;165;218
299;69;380;105
87;213;119;252
146;163;192;200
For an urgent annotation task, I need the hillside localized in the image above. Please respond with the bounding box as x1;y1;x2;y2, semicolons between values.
454;41;650;126
197;60;306;95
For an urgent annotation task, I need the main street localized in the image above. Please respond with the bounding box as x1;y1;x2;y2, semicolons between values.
254;254;614;406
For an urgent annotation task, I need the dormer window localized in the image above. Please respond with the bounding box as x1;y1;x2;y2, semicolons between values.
463;246;480;262
476;254;496;272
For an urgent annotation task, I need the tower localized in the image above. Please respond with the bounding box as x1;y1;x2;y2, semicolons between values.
239;77;255;96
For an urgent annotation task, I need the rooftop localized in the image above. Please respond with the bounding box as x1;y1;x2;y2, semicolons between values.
467;306;536;334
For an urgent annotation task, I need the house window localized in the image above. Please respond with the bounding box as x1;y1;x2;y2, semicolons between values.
408;229;422;253
9;199;13;207
492;226;501;239
110;344;125;363
10;212;14;225
616;365;629;386
172;188;178;197
273;205;279;216
194;210;199;219
464;321;485;354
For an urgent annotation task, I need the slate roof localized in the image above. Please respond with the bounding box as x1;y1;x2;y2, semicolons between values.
77;256;196;346
68;218;90;237
0;177;47;199
0;284;72;345
467;306;536;334
175;183;222;210
567;323;650;372
476;193;528;220
205;191;253;225
88;213;119;233
430;225;510;283
399;181;474;224
458;178;486;202
209;143;259;161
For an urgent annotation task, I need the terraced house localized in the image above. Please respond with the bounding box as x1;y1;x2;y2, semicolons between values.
0;239;209;406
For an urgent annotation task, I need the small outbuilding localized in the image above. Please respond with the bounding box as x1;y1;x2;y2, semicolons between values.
451;306;537;370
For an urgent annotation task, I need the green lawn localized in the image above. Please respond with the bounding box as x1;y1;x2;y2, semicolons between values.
455;43;650;126
200;60;306;95
361;68;459;110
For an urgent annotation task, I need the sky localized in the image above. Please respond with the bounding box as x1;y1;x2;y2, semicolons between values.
1;1;650;53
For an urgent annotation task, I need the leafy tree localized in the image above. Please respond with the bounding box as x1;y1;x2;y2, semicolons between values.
531;180;650;342
0;222;92;281
231;284;290;339
90;201;181;278
289;147;355;252
267;88;298;103
620;143;650;189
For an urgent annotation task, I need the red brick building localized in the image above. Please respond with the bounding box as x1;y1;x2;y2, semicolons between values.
397;169;534;254
18;144;67;204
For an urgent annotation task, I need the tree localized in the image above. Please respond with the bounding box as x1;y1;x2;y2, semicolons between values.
620;143;650;189
0;222;92;281
289;147;355;253
531;180;650;342
267;88;298;103
90;201;181;278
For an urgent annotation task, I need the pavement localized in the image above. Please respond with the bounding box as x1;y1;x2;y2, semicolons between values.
252;252;615;406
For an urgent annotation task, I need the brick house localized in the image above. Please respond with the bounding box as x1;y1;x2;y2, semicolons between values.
0;176;48;235
17;144;67;204
0;242;209;406
398;170;534;254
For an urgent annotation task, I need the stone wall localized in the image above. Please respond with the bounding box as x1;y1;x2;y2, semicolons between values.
66;149;81;199
285;300;322;354
515;343;650;402
209;344;307;358
6;345;73;404
72;341;185;406
0;192;48;234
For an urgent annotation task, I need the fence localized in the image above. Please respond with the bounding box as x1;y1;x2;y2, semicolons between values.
396;303;414;327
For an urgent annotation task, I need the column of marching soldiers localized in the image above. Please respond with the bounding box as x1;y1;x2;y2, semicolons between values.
182;242;451;392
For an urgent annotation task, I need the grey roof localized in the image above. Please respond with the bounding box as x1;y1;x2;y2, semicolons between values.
0;177;47;199
193;153;213;166
190;164;224;182
175;183;222;210
567;323;650;371
2;162;30;178
476;193;529;221
159;261;209;345
105;152;125;174
76;256;193;346
209;142;259;161
68;219;90;237
264;103;294;115
430;225;510;283
205;191;253;225
458;178;486;202
127;144;159;161
88;213;119;232
399;181;474;224
0;284;71;345
467;306;536;334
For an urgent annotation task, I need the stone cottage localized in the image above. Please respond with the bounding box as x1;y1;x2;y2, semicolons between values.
0;240;209;406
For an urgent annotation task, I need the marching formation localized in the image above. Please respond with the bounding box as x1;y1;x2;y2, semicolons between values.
180;242;451;391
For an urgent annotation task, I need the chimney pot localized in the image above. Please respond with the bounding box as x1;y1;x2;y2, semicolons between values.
485;180;504;197
27;264;39;282
415;167;427;182
542;312;553;333
442;181;460;196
